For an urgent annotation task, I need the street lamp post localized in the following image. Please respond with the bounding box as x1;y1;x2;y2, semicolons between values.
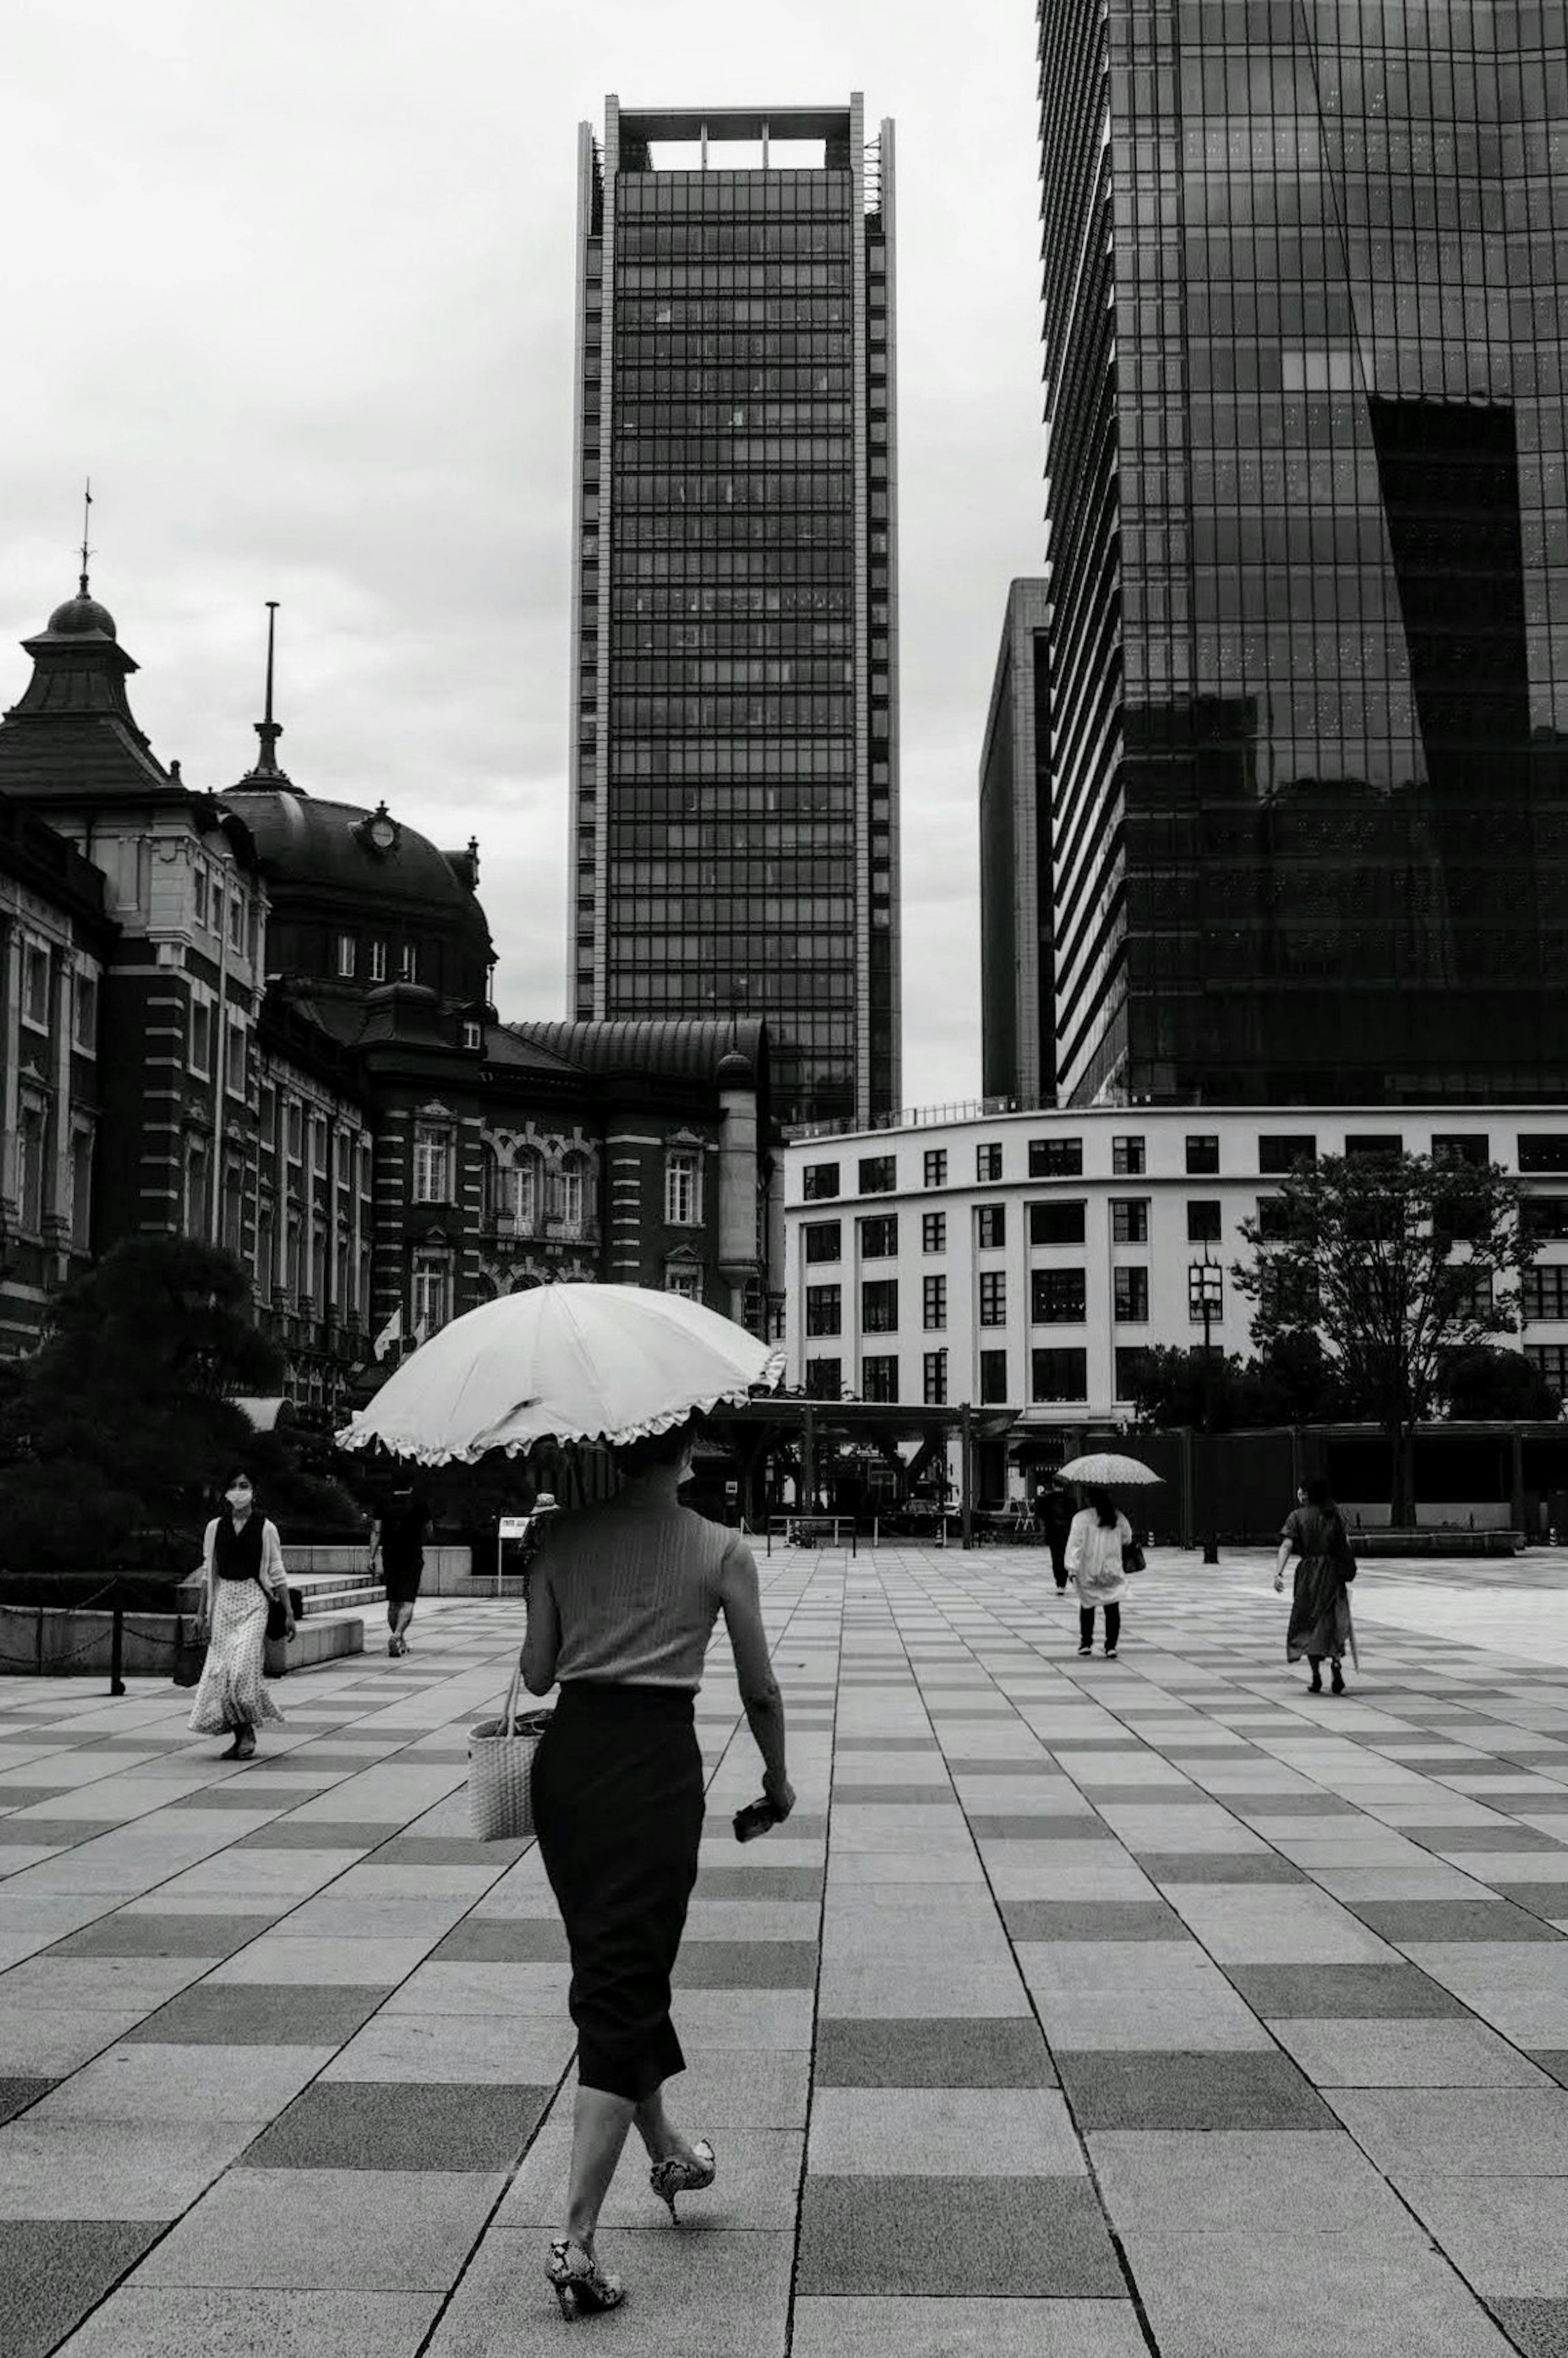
1188;1254;1223;1564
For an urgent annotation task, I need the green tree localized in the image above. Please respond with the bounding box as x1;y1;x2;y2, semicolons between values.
1234;1153;1538;1524
0;1236;283;1573
1439;1344;1561;1422
1122;1344;1254;1432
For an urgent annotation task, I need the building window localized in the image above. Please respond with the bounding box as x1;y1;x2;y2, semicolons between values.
21;943;50;1029
979;1348;1009;1404
226;1019;247;1098
1029;1200;1085;1246
73;971;98;1053
666;1148;702;1226
400;943;420;984
1032;1347;1087;1401
859;1214;898;1258
1432;1133;1488;1167
804;1220;842;1264
463;1020;483;1051
1518;1135;1568;1174
1523;1265;1568;1320
503;1157;539;1232
369;939;388;983
413;1124;452;1204
979;1271;1007;1327
1346;1133;1402;1160
1525;1344;1568;1394
923;1149;947;1188
17;1104;47;1234
193;868;208;928
1523;1198;1568;1241
336;933;357;980
1114;1266;1149;1322
859;1153;897;1194
311;1118;328;1175
862;1279;898;1334
260;1088;277;1150
1259;1134;1317;1174
923;1349;949;1406
1112;1135;1145;1176
1457;1267;1494;1318
285;1099;303;1162
1111;1198;1149;1245
665;1263;702;1300
922;1211;946;1253
553;1160;586;1234
336;1132;352;1187
803;1161;840;1201
805;1284;842;1337
229;893;245;950
1185;1135;1220;1175
976;1142;1003;1182
1186;1200;1223;1243
1114;1345;1150;1400
411;1254;451;1336
1256;1195;1293;1242
188;999;214;1076
805;1356;843;1400
1031;1268;1086;1323
862;1353;898;1404
184;1139;209;1238
1029;1137;1082;1177
923;1273;947;1330
977;1205;1006;1250
255;1203;276;1298
69;1125;93;1253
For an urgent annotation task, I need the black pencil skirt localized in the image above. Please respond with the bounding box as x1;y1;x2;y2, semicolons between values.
530;1679;706;2102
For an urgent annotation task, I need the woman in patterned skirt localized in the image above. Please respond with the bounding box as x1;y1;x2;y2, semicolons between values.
188;1468;296;1759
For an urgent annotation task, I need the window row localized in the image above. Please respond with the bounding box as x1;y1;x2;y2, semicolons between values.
335;934;423;984
15;942;100;1053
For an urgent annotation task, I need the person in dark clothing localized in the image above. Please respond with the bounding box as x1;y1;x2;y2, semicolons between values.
372;1482;430;1657
1275;1477;1359;1693
1040;1481;1074;1590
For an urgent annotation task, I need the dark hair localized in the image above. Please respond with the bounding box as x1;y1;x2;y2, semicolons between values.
1086;1484;1118;1529
612;1414;700;1478
1305;1476;1336;1512
219;1466;257;1498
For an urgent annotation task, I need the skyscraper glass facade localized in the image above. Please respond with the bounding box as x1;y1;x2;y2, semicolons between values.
1039;0;1568;1108
570;100;900;1128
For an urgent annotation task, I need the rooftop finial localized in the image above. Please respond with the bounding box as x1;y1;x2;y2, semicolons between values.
252;600;284;775
79;478;93;595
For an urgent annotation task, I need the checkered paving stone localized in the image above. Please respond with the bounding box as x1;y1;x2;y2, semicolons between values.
2;1560;1568;2349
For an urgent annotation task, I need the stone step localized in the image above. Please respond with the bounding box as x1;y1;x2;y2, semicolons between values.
295;1581;386;1616
266;1608;364;1674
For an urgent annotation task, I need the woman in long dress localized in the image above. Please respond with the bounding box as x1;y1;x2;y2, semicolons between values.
1274;1476;1358;1694
519;1415;795;2322
187;1467;296;1759
1065;1484;1132;1658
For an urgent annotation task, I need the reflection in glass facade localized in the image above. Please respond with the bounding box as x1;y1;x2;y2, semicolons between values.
1039;0;1568;1108
570;100;900;1128
979;579;1053;1100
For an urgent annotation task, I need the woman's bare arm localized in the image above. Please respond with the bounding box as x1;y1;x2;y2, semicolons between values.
720;1540;792;1807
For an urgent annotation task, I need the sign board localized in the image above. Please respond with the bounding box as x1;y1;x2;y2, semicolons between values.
497;1518;532;1540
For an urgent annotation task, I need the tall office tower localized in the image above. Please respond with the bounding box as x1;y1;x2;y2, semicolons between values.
979;579;1053;1102
1039;1;1568;1107
570;98;900;1130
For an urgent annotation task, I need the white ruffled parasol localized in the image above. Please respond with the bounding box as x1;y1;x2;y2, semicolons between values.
335;1282;783;1464
1056;1452;1165;1487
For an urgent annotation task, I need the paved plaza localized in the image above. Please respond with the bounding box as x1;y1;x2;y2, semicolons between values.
3;1545;1568;2356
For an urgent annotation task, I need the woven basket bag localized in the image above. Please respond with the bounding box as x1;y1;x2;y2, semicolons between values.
468;1662;552;1841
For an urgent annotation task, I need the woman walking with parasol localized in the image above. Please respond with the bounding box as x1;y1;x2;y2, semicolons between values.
1056;1453;1160;1661
338;1283;795;2324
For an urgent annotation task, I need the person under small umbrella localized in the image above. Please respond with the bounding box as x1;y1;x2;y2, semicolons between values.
1065;1484;1133;1658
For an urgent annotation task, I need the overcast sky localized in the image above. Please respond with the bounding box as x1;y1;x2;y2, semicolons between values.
0;0;1045;1109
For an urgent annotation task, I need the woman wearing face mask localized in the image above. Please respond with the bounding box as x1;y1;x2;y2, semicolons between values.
519;1414;795;2322
187;1467;296;1760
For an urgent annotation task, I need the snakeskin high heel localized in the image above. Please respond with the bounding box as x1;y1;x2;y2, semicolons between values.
649;2137;716;2222
546;2238;624;2320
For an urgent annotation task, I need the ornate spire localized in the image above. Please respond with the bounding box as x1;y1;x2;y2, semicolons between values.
79;477;93;595
251;601;284;775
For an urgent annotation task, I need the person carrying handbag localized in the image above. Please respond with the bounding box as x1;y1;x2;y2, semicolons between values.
187;1466;296;1759
1065;1484;1133;1658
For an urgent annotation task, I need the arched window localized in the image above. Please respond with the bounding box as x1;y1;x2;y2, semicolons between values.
504;1152;541;1234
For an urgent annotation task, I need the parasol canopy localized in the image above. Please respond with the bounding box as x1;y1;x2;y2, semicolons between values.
335;1282;782;1465
1056;1451;1165;1487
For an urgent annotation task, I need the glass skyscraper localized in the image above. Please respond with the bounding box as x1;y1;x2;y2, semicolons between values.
1037;0;1568;1108
570;98;900;1129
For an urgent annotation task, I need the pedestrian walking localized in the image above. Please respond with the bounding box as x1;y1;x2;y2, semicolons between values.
1274;1476;1359;1694
1040;1479;1074;1590
1066;1483;1132;1658
518;1413;795;2320
372;1481;430;1656
187;1467;295;1759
